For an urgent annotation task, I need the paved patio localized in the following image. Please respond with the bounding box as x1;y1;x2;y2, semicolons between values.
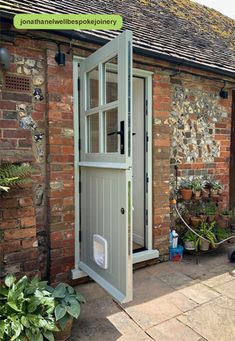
71;244;235;341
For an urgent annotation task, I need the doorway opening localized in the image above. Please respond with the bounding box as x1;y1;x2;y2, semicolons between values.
132;76;147;253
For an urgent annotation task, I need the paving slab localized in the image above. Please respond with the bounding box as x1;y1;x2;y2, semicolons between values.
202;272;234;288
146;318;202;341
179;282;221;304
158;271;198;289
123;290;198;330
178;296;235;341
214;279;235;300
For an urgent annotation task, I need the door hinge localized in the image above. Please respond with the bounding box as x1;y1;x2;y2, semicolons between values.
78;138;81;151
146;174;149;193
77;79;80;91
79;230;82;242
145;208;148;225
145;99;148;115
79;181;82;194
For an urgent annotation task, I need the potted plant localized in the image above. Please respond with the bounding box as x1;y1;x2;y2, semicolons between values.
192;178;202;200
183;230;197;250
180;179;193;201
211;181;223;196
204;201;217;222
219;209;231;228
201;179;211;198
0;274;57;341
214;226;231;242
46;283;85;341
189;201;206;228
195;221;217;251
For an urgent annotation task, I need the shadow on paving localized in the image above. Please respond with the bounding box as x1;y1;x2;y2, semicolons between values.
70;243;235;341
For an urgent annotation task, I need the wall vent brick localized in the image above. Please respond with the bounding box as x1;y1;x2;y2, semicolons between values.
4;75;31;92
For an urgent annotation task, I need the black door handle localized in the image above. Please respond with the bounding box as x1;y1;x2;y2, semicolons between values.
107;121;125;154
107;131;122;136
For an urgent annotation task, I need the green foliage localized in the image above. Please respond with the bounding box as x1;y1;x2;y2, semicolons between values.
191;178;202;192
195;221;217;250
203;202;217;215
46;283;85;330
0;275;57;341
0;163;33;193
183;230;197;242
220;209;231;217
214;227;231;241
180;179;192;190
211;181;223;191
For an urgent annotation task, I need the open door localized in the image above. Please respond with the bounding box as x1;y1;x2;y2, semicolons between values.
79;31;133;303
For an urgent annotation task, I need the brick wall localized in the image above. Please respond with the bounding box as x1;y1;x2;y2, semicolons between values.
0;36;47;278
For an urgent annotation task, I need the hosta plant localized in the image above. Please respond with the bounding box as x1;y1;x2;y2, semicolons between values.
0;274;58;341
46;283;85;331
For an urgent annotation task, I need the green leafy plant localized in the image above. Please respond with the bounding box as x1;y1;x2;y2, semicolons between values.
46;283;85;331
204;201;217;216
214;227;231;241
0;163;33;193
220;209;231;217
180;179;192;189
191;178;202;192
0;274;57;341
211;181;223;191
183;230;197;242
195;221;217;250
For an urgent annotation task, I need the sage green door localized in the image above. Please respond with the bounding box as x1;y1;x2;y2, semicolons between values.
79;31;133;303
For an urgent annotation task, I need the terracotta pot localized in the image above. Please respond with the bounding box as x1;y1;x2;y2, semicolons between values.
208;215;215;223
194;191;201;200
184;240;196;251
199;214;207;222
54;318;73;341
190;216;201;228
200;238;210;251
202;189;210;198
181;188;193;200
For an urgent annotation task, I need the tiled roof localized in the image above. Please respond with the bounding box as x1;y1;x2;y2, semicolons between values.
1;0;235;75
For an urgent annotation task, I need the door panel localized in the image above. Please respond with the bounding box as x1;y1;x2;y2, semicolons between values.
79;31;133;303
80;168;132;302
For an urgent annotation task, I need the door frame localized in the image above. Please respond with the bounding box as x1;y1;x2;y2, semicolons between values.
72;56;159;280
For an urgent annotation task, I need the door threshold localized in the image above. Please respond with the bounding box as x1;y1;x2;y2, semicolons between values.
133;249;159;264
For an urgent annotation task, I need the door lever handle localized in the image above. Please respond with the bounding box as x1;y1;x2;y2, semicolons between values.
107;131;122;136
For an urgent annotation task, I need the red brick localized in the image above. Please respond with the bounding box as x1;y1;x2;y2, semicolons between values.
0;120;18;128
20;216;36;228
4;228;36;240
18;197;33;207
3;130;31;138
0;220;19;229
22;238;38;249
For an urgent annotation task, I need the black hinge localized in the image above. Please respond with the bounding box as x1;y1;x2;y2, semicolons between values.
79;181;82;194
146;174;149;193
78;138;81;151
145;99;148;115
79;230;82;242
145;208;148;225
77;79;80;91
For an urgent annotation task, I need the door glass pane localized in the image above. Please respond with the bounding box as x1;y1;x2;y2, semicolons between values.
87;67;98;109
103;56;118;104
105;108;118;153
87;113;99;153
